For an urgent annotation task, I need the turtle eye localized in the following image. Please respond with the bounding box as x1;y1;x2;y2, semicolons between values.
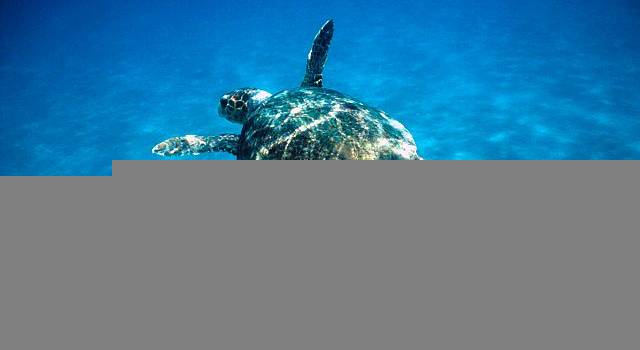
220;98;228;108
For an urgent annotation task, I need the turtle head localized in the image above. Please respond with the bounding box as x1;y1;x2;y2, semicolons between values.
218;88;272;124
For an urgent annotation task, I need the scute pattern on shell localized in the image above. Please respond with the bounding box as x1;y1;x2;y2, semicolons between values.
237;88;420;160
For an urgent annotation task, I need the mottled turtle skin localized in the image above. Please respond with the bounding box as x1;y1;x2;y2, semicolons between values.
152;20;423;160
238;88;421;160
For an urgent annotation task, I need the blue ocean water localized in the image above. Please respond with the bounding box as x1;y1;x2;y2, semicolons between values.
1;0;639;174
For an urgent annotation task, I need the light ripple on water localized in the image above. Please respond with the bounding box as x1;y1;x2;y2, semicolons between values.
1;1;640;174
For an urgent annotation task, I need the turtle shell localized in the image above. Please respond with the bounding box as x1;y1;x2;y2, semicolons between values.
237;88;421;160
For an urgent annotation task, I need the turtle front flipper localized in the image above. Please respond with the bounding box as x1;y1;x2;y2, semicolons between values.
301;19;334;88
152;134;240;157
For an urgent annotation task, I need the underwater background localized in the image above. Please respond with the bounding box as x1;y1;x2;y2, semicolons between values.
1;0;639;175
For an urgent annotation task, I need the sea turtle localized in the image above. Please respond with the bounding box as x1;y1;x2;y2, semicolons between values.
152;20;422;160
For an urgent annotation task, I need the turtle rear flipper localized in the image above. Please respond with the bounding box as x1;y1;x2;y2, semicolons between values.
152;134;240;157
301;19;334;88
